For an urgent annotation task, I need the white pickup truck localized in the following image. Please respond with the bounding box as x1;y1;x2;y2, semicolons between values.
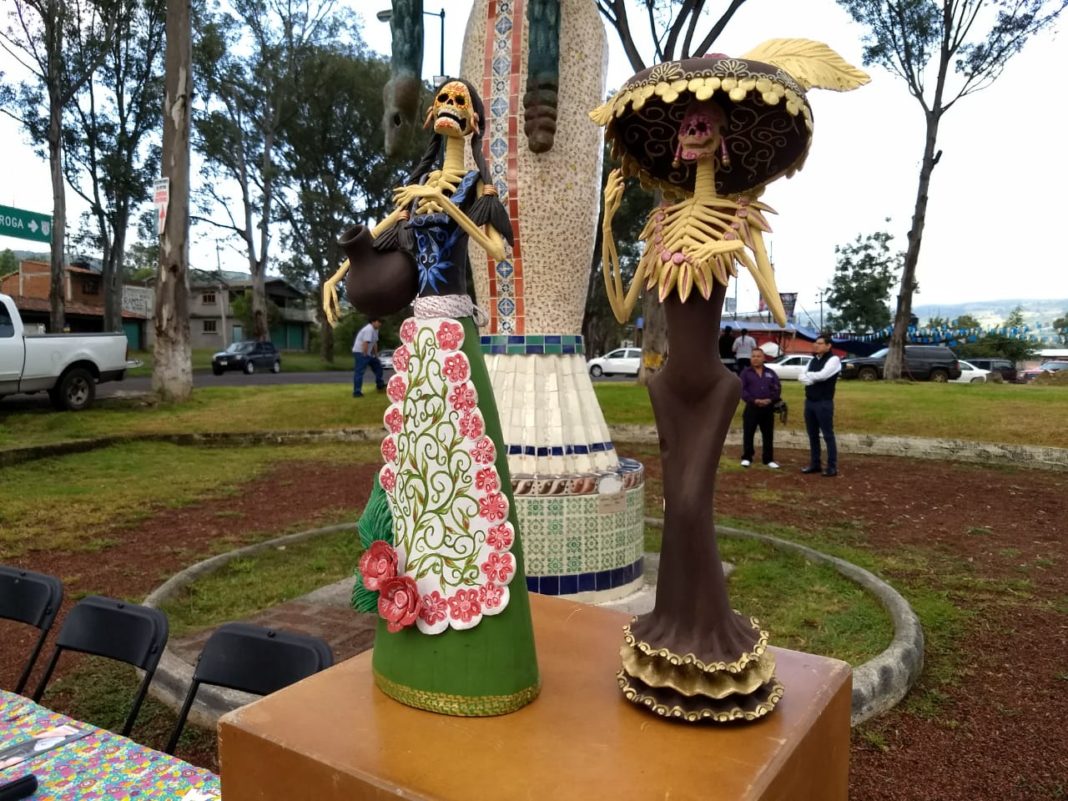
0;293;131;411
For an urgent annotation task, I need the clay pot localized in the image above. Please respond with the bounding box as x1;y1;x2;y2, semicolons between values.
338;224;418;317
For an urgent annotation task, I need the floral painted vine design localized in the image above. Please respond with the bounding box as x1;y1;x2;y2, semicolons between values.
368;316;516;634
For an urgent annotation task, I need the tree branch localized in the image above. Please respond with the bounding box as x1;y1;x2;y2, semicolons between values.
694;0;749;57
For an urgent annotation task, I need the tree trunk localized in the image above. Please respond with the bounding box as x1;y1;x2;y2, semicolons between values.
884;100;944;382
250;131;275;342
885;112;940;379
317;302;334;361
103;222;128;331
638;289;668;384
48;95;66;332
153;0;194;402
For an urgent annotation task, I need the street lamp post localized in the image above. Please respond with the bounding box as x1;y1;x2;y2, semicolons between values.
376;7;446;85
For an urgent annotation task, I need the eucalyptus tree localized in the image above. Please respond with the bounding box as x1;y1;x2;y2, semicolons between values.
0;0;119;331
838;0;1067;378
274;46;422;361
155;0;194;402
64;0;166;331
192;0;346;342
595;1;752;383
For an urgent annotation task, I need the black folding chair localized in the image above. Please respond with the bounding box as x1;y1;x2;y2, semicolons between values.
32;595;168;736
0;566;63;694
165;622;333;754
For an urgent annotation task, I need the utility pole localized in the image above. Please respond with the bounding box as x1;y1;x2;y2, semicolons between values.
816;288;827;332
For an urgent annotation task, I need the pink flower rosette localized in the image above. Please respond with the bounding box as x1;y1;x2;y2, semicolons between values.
358;540;398;591
399;318;417;344
471;436;496;465
378;575;422;633
380;436;398;464
480;551;515;585
447;588;482;629
458;410;484;440
436;320;463;350
386;374;407;403
478;582;508;615
442;353;470;383
474;467;499;493
486;523;514;550
384;406;404;434
478;492;508;522
417;590;450;634
392;345;410;373
379;466;397;492
448;383;477;413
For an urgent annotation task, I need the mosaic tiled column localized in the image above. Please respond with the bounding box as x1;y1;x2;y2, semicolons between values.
461;0;645;602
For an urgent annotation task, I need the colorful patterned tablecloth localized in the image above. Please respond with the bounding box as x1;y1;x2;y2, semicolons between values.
1;690;220;800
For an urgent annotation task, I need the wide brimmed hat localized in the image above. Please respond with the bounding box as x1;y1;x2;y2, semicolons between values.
591;41;869;197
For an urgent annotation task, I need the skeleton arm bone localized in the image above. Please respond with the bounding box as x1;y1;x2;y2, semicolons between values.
601;169;643;323
735;228;786;326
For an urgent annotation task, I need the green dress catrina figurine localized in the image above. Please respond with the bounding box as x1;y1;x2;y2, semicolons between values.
343;79;540;716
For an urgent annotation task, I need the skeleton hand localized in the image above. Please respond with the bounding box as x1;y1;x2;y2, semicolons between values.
691;238;745;263
393;183;443;209
322;261;349;328
603;169;625;222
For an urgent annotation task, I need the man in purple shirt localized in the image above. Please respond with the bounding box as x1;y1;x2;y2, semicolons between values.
739;347;782;469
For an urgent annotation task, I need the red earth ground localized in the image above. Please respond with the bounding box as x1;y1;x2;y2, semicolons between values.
1;449;1065;799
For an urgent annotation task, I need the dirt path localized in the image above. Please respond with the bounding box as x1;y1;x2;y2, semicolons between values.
2;450;1065;798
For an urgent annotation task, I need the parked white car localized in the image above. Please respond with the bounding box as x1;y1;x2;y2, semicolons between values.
588;347;641;377
767;353;813;380
953;360;989;384
0;293;130;410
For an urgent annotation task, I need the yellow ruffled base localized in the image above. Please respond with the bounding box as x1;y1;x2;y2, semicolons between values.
617;623;784;723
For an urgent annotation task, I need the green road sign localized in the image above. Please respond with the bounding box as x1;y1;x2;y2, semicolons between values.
0;204;52;243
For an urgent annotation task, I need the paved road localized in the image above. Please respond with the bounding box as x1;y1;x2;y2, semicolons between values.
1;367;635;411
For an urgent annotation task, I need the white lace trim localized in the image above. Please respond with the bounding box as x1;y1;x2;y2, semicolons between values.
413;294;489;327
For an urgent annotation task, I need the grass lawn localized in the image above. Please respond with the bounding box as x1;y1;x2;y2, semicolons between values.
3;378;1059;793
0;441;377;560
2;379;1066;451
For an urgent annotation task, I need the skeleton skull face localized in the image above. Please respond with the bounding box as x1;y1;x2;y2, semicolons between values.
428;81;478;138
676;101;726;162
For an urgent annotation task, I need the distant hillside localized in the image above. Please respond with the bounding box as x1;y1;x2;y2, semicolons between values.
913;299;1067;341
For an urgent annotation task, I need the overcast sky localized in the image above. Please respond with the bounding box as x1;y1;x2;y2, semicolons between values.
2;0;1065;319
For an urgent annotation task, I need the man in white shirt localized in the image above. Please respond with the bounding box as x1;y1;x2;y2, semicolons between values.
798;333;842;476
732;328;757;370
352;318;384;398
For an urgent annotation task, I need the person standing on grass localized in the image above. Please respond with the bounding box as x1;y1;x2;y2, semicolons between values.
732;327;757;371
799;333;841;477
739;347;781;469
352;318;385;398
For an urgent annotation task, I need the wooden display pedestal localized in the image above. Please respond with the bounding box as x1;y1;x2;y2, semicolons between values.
219;595;852;801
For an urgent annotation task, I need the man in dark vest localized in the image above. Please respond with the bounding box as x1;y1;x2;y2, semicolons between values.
799;333;841;477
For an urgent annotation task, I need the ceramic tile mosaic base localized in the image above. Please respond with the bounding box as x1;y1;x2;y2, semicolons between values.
484;349;617;476
518;483;645;597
